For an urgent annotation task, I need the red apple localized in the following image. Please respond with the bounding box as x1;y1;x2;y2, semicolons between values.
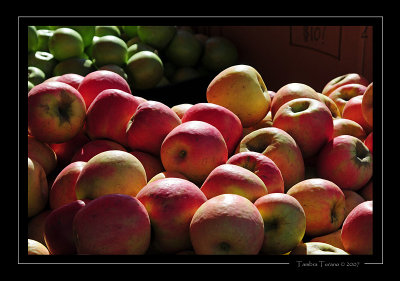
126;100;182;156
227;151;284;194
44;200;87;255
286;178;346;237
359;179;373;201
341;200;373;255
28;157;48;218
85;88;142;147
72;194;151;254
77;70;132;109
136;178;207;254
129;150;165;181
28;135;57;175
160;121;228;186
238;127;305;191
273;98;333;160
318;93;341;119
71;139;127;162
75;150;147;199
254;193;306;254
321;73;369;97
49;161;86;210
270;82;322;119
181;102;243;156
189;193;265;254
364;132;373;154
28;81;86;143
328;83;367;115
316;135;373;191
200;163;268;202
362;82;373;128
333;118;367;141
342;95;372;134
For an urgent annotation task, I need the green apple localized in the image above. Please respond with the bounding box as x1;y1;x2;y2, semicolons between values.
165;30;203;67
52;57;95;77
201;36;238;72
95;26;121;37
36;29;54;52
28;81;34;92
91;35;128;67
122;26;138;39
98;64;128;80
137;26;176;50
28;26;39;53
171;67;201;83
125;50;164;90
28;66;46;85
28;51;57;78
58;26;95;48
127;42;155;59
48;28;84;61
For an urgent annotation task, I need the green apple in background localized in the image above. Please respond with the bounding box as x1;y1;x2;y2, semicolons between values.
48;28;84;61
127;42;156;59
91;35;128;67
85;36;99;59
28;51;57;78
35;26;53;30
165;30;203;67
28;26;39;53
171;67;201;83
28;66;46;86
53;57;95;77
201;36;238;72
122;26;138;39
36;29;54;52
56;26;95;48
95;26;121;37
125;50;164;90
163;61;177;81
137;26;176;50
99;64;128;80
28;81;35;93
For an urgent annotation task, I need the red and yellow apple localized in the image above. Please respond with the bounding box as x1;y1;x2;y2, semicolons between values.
129;150;165;181
238;127;305;191
254;193;306;254
286;178;346;237
200;163;268;202
362;82;373;128
28;81;86;143
273;98;333;160
316;135;373;191
328;83;367;115
160;121;228;186
171;103;193;119
85;88;142;147
44;200;87;255
270;82;322;119
28;135;57;175
28;209;52;246
77;70;131;109
126;100;182;156
28;239;49;255
317;93;341;119
72;193;151;254
333;118;367;141
206;64;270;128
342;95;372;134
341;200;373;255
28;157;48;218
75;150;147;199
343;189;365;219
181;102;243;156
321;73;369;97
364;132;373;154
136;178;207;254
148;171;188;183
227;151;284;194
309;229;345;251
189;193;265;255
71;139;127;162
290;241;348;255
49;161;86;210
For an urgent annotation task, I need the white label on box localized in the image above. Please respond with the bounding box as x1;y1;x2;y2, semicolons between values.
290;26;342;59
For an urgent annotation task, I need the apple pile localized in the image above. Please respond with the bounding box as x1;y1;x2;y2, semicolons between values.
27;28;374;256
28;25;238;94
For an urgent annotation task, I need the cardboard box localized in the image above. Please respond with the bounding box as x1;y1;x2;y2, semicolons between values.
198;25;373;93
